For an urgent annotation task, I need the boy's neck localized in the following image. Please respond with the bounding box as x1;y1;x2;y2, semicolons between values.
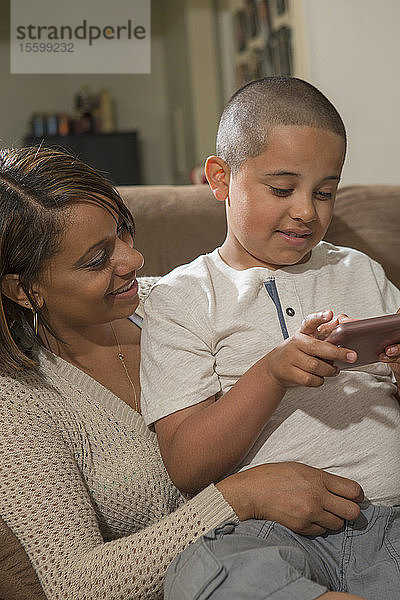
218;241;312;271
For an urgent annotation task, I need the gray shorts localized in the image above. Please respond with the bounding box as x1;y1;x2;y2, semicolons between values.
164;502;400;599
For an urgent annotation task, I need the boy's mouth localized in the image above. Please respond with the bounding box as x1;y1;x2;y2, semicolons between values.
276;229;313;247
276;229;312;238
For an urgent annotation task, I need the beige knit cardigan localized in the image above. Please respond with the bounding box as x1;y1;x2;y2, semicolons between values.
0;283;236;599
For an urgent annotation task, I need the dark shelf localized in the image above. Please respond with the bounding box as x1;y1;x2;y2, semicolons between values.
24;131;142;186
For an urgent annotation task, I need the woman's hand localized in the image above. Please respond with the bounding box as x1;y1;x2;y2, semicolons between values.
216;462;364;536
263;311;357;390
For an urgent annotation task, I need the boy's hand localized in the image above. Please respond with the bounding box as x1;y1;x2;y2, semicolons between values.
216;462;364;535
316;312;356;339
265;310;357;390
378;307;400;383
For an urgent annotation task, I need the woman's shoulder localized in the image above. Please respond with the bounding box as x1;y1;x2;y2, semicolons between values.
0;367;59;445
0;356;81;434
0;365;47;403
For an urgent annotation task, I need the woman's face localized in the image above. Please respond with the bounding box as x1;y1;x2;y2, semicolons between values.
36;200;144;335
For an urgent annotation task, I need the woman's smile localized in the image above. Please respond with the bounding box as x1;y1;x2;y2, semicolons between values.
109;277;139;299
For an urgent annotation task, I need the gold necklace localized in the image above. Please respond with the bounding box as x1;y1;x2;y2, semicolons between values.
110;322;139;413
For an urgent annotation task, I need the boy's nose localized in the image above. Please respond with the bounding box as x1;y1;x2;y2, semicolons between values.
289;195;317;222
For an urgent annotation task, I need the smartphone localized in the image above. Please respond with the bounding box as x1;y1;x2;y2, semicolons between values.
325;313;400;369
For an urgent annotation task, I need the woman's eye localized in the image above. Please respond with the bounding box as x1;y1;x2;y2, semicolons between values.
117;222;126;237
85;250;110;270
269;186;293;197
118;222;134;246
117;223;134;248
314;191;333;200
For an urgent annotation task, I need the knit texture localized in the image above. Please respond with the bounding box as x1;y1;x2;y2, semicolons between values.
0;342;236;599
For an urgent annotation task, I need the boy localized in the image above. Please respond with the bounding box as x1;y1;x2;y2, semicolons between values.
141;77;400;598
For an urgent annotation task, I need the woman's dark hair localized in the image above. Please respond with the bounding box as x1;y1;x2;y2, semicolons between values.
0;146;135;371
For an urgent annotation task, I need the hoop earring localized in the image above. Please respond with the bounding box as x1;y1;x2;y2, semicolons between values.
32;309;38;336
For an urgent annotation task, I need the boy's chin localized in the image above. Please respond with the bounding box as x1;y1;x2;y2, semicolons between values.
296;250;312;265
268;249;313;270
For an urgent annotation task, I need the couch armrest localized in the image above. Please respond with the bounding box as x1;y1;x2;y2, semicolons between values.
0;517;46;600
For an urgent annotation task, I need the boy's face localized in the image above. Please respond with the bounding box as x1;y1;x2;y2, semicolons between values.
220;125;346;270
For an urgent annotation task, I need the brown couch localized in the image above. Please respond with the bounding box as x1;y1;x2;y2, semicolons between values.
119;184;400;289
1;183;400;599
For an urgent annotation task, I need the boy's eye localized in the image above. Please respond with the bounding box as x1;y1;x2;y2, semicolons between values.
314;191;333;200
269;186;293;197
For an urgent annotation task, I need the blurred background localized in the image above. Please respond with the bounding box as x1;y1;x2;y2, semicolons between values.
1;0;400;187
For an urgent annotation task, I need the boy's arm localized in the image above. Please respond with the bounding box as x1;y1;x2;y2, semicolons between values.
155;359;285;494
155;311;357;495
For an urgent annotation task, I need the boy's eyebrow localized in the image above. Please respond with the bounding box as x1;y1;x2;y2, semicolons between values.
264;170;300;177
263;171;341;181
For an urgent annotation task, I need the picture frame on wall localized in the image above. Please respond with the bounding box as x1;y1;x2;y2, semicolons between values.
236;61;251;87
234;10;248;52
245;0;259;38
275;0;288;16
268;26;292;76
233;0;292;88
256;0;271;35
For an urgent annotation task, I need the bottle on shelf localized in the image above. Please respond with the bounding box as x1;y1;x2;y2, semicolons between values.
96;89;116;133
30;113;46;137
73;86;97;134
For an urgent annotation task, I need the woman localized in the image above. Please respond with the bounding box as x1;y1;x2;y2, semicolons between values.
0;147;363;600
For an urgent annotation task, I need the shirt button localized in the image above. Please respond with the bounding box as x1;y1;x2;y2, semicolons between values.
286;307;295;317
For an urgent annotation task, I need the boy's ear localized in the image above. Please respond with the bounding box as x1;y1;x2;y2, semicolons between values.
205;156;230;202
1;274;43;309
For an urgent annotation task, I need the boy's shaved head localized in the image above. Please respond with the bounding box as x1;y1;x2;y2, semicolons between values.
216;76;346;173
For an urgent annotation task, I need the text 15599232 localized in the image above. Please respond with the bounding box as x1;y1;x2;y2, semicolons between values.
18;43;74;53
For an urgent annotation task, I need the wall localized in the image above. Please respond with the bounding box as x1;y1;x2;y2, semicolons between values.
161;0;196;185
217;0;400;187
162;0;224;179
0;0;173;184
298;0;400;186
2;1;400;186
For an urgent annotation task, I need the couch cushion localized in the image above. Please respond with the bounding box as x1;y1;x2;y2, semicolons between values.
118;185;226;276
326;185;400;289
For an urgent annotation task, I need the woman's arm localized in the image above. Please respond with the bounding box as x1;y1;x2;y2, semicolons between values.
217;462;364;536
0;401;233;600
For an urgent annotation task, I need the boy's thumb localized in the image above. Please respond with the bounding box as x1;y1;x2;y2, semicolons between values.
300;310;333;336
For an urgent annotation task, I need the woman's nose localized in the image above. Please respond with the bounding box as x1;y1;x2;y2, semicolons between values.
132;247;145;271
115;240;144;275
